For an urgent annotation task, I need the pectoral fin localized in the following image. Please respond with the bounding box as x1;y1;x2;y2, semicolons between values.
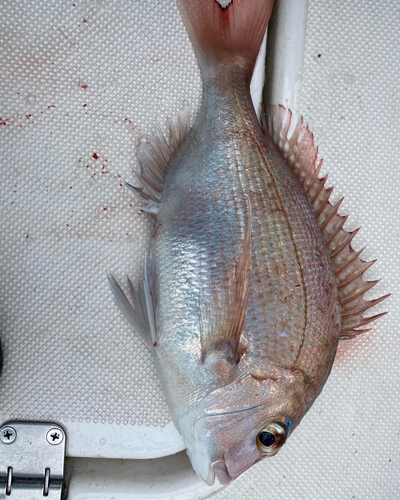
201;197;252;363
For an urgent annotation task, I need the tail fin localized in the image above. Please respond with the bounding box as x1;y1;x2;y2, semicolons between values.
177;0;275;78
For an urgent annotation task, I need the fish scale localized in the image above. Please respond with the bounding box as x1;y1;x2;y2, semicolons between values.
150;64;340;427
109;0;387;486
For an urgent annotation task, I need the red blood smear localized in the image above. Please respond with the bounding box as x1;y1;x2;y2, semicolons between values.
0;119;7;125
152;223;162;239
153;342;157;347
26;114;32;119
81;84;89;90
120;183;123;186
70;186;72;189
26;235;29;239
93;153;99;159
83;104;87;107
83;19;87;23
103;207;107;211
48;105;56;109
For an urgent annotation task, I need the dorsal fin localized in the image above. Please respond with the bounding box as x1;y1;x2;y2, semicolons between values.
125;109;191;214
263;105;389;339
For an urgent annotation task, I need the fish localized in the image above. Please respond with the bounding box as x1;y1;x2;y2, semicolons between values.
109;0;388;486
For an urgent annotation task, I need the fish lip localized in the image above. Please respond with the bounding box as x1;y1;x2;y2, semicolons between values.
212;458;233;485
205;465;216;486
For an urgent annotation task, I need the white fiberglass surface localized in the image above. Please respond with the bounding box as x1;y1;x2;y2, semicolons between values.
0;0;264;462
0;0;196;459
1;1;399;499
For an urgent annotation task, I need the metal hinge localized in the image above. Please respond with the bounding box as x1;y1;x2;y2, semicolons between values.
0;421;66;499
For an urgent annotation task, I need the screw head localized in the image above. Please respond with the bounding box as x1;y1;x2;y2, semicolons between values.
0;426;17;444
46;428;64;445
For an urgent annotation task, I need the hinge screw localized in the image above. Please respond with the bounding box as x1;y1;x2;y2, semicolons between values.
0;426;17;444
46;427;64;445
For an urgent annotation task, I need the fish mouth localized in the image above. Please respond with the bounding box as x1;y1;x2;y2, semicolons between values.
204;465;216;486
212;458;233;485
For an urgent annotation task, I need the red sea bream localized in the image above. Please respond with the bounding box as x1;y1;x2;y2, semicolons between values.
110;0;388;485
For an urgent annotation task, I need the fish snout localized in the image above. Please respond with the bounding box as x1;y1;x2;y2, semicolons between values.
186;446;216;485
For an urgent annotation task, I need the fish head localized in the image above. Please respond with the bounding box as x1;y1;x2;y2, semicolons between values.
178;369;306;485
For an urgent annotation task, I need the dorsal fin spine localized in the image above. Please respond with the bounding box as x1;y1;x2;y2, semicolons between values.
264;105;388;339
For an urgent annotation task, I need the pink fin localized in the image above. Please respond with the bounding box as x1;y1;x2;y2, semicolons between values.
264;105;389;340
125;109;191;214
177;0;275;78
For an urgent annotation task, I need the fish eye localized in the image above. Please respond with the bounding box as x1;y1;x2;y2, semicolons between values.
256;422;287;455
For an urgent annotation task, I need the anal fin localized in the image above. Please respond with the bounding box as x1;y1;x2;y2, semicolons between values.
263;105;389;339
125;109;191;214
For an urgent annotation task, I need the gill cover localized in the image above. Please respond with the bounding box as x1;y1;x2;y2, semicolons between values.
178;370;305;484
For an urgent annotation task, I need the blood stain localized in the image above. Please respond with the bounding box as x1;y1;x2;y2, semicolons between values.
93;153;99;160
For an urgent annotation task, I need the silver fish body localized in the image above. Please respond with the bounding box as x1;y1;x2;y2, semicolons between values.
110;0;387;486
151;64;340;482
154;65;340;409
